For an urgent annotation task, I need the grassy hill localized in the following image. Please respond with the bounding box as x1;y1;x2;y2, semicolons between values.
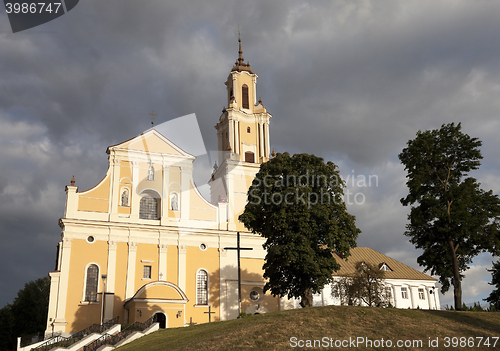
116;305;500;350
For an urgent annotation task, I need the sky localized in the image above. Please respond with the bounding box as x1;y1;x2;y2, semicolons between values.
1;0;500;309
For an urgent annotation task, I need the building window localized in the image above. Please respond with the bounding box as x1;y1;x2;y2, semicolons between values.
245;152;255;163
418;288;425;300
250;290;260;301
140;194;158;219
247;126;251;133
85;264;99;302
401;287;408;299
379;263;392;271
120;188;129;207
143;265;152;279
196;270;208;305
242;84;249;109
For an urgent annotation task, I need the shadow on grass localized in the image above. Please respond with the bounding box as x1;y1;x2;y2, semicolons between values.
424;309;500;336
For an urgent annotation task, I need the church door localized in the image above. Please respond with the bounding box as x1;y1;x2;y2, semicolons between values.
153;312;167;329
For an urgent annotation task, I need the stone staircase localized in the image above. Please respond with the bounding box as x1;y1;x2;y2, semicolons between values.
17;317;159;351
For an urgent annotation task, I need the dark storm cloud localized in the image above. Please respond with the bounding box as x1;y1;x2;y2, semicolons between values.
1;0;500;308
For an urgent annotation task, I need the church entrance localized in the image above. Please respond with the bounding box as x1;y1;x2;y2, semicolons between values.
153;312;167;329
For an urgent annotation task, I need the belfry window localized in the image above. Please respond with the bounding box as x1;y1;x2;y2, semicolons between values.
140;194;158;219
85;264;99;302
242;84;249;109
196;270;208;305
245;151;255;163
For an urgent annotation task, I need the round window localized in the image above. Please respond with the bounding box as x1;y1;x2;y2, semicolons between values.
199;243;207;251
87;236;95;243
250;290;260;301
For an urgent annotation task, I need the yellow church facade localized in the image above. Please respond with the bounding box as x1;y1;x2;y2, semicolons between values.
45;40;282;335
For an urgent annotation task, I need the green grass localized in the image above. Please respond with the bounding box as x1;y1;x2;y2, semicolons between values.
115;305;500;350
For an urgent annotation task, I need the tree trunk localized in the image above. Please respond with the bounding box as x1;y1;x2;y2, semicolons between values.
447;238;462;310
299;289;313;308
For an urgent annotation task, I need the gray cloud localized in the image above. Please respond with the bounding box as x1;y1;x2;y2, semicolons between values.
1;0;499;308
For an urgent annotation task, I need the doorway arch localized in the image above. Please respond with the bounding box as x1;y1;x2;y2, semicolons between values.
153;312;167;329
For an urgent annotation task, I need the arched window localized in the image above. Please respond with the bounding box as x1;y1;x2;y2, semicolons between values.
196;270;208;305
85;264;99;302
140;194;158;219
247;126;251;133
245;151;255;163
242;84;249;109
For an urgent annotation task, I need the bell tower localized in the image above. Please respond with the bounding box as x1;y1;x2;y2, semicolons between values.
210;38;272;231
215;37;271;166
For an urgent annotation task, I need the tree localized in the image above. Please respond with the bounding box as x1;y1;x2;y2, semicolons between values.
331;262;391;307
399;122;500;310
11;277;51;338
0;277;50;351
239;152;360;307
0;304;15;351
485;260;500;310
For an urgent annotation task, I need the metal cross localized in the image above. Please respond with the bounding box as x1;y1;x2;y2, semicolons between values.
224;232;253;316
149;110;157;126
236;24;243;40
204;305;216;323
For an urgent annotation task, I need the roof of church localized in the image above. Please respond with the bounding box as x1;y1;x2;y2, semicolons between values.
231;37;254;74
333;247;436;281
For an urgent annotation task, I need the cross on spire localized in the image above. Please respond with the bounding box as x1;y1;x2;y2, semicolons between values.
149;110;157;126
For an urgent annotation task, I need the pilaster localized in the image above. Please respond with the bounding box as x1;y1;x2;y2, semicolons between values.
109;157;120;217
161;165;170;224
178;243;187;292
159;243;168;281
53;237;72;333
130;161;140;220
125;241;138;299
180;166;191;221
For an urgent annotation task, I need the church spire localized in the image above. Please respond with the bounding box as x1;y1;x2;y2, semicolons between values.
232;36;253;74
237;37;244;66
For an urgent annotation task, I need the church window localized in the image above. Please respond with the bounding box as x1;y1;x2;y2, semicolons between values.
120;188;129;207
143;265;152;279
242;84;249;109
418;288;425;300
85;264;99;302
196;270;208;305
401;287;408;299
139;194;158;220
86;236;95;243
247;126;251;133
245;152;255;163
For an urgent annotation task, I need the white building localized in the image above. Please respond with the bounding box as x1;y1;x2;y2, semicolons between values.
297;247;441;310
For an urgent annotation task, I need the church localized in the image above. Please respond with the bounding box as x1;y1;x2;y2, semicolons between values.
44;39;439;336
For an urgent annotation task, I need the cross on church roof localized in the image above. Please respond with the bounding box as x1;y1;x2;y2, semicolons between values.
149;110;157;126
